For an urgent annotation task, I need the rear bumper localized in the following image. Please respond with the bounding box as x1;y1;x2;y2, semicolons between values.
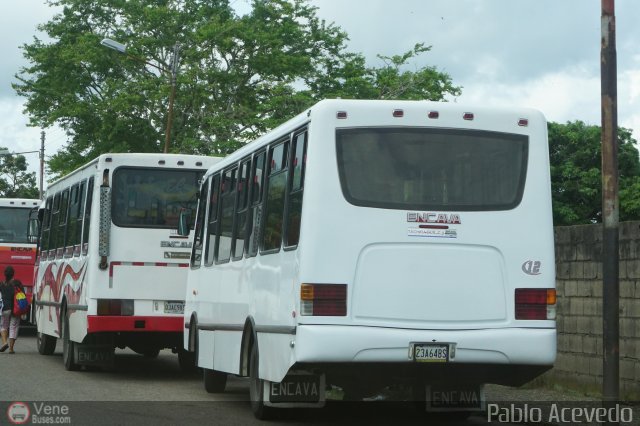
294;325;555;386
87;315;184;333
295;325;556;365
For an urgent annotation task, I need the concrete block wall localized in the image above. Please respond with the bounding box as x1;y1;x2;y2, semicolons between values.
542;221;640;400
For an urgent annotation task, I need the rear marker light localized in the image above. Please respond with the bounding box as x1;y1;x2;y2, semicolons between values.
518;118;529;127
428;111;439;119
300;284;347;316
463;112;474;120
97;299;134;316
393;109;404;118
515;289;556;320
336;111;347;119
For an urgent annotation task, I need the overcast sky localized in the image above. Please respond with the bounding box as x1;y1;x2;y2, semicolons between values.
2;0;639;182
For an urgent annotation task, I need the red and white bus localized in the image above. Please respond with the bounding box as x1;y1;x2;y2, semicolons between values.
0;198;40;320
33;153;220;370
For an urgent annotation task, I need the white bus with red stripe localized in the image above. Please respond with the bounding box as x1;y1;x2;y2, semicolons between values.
32;153;220;370
0;198;40;321
179;99;556;418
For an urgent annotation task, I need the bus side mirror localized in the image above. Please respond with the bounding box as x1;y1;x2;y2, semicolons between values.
28;208;41;244
27;219;40;244
177;209;191;236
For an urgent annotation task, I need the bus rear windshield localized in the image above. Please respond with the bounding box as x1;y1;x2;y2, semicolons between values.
336;128;528;211
112;168;203;228
0;207;31;243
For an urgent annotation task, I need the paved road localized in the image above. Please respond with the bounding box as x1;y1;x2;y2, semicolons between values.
0;334;540;425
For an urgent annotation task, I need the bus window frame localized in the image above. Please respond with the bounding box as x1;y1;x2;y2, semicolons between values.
259;138;289;255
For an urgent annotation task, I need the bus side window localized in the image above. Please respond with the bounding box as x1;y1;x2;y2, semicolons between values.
66;184;80;256
49;193;61;258
73;180;86;255
216;167;237;263
232;158;251;260
285;130;307;248
204;174;221;267
247;151;266;258
40;196;53;257
56;188;70;255
191;177;210;268
82;177;94;255
261;140;288;253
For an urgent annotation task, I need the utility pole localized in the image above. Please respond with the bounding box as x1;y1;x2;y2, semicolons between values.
39;131;45;200
600;0;619;404
163;42;180;154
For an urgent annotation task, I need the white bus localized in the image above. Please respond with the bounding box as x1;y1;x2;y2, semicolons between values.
33;153;220;370
180;99;556;418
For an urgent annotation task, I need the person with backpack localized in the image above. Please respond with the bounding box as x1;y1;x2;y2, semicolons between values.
0;266;25;354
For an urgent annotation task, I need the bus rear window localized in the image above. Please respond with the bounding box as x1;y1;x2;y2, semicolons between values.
0;207;31;243
112;168;203;228
336;128;528;211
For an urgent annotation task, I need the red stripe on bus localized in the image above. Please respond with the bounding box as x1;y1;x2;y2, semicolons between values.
132;262;145;266
178;263;189;268
87;316;184;333
156;262;168;267
109;261;122;278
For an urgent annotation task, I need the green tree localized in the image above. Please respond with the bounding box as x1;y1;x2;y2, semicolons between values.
0;150;39;198
548;121;640;225
14;0;461;178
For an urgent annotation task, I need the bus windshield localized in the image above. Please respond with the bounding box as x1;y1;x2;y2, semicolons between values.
112;167;203;228
0;207;31;243
336;127;528;211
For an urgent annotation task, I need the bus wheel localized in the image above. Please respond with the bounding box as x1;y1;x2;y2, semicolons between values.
62;311;80;371
203;368;227;393
178;350;197;373
37;331;57;355
143;348;160;358
249;344;274;420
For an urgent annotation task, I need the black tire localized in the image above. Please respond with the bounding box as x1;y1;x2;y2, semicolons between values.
62;310;80;371
178;349;197;373
37;331;57;355
204;368;228;393
249;343;274;420
143;348;161;358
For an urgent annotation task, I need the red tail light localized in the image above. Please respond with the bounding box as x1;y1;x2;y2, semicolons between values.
515;288;556;320
97;299;134;316
300;284;347;316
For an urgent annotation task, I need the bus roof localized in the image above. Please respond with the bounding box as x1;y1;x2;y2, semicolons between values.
201;98;546;177
0;198;40;208
45;152;222;190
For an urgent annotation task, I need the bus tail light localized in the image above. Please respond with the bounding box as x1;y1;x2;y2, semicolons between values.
515;289;556;320
97;299;134;316
300;284;347;316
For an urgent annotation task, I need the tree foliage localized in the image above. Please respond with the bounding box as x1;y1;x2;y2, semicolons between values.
0;150;39;198
14;0;461;177
548;121;640;225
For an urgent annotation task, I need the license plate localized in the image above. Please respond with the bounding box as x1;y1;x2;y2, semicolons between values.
412;343;449;362
426;384;485;411
164;301;184;314
269;374;322;403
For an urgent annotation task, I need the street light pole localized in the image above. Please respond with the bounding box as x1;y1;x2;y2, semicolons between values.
40;131;45;200
163;42;180;154
101;38;181;153
0;147;44;199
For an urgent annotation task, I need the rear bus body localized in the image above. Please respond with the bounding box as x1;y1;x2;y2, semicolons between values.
34;153;220;367
186;99;556;404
